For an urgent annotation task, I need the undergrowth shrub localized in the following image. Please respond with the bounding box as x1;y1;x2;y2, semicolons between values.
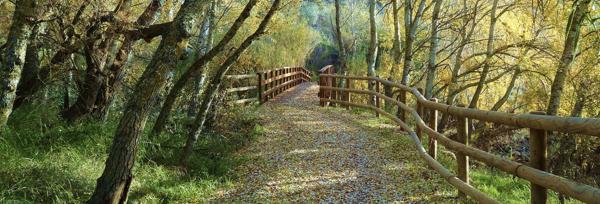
0;102;263;203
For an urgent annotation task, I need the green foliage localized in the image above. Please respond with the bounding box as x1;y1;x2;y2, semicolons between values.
0;103;263;203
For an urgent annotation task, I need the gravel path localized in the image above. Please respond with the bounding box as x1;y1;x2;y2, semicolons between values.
210;82;453;203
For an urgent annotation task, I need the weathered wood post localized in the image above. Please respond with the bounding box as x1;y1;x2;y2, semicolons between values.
383;83;392;112
428;98;438;159
529;111;548;204
269;70;274;100
257;72;263;104
275;69;280;96
319;72;324;106
397;90;406;130
375;77;381;117
331;74;337;107
456;104;469;199
345;77;351;110
416;88;424;140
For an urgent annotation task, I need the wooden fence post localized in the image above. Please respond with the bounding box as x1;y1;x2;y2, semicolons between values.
456;104;469;199
331;75;337;107
345;78;351;110
268;70;274;100
375;77;381;117
429;98;438;159
257;72;263;104
397;90;406;129
529;111;548;204
416;88;424;140
319;73;324;106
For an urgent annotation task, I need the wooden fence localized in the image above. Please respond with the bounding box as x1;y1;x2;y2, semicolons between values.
317;66;600;204
225;67;312;104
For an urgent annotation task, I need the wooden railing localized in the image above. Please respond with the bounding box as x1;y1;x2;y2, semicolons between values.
317;67;600;203
257;67;311;103
225;67;311;104
225;74;259;104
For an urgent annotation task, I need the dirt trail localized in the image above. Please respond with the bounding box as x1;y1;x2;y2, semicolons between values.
211;82;453;202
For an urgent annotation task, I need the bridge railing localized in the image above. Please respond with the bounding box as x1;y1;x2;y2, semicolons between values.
225;74;259;104
318;70;600;203
225;67;311;104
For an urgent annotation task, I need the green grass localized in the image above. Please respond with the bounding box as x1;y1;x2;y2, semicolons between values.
0;103;263;203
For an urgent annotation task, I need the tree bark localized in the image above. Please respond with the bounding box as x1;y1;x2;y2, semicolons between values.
334;0;347;75
0;0;37;128
490;69;521;111
366;0;378;105
188;1;215;117
424;0;443;99
13;4;87;109
439;0;480;132
150;0;259;137
181;0;282;166
468;0;499;109
390;0;402;78
546;0;591;116
61;1;135;122
92;0;167;120
87;1;207;203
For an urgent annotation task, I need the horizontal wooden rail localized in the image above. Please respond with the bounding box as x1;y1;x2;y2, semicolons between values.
318;71;600;204
226;86;257;93
224;74;256;80
320;74;600;137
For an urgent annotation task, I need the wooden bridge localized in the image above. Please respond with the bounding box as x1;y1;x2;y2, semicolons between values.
220;65;600;203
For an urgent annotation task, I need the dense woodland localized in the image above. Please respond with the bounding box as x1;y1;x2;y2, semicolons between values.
1;0;599;203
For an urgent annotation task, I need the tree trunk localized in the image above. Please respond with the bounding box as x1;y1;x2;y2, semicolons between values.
150;0;259;137
0;0;37;128
92;0;167;120
334;0;347;75
490;69;521;111
546;0;591;116
87;1;207;203
188;2;215;117
468;0;499;109
424;0;443;99
439;0;478;132
61;1;135;121
366;0;378;105
181;0;281;166
12;4;88;109
390;0;402;78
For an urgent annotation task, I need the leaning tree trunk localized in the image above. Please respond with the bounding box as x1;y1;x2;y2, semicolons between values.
546;2;591;202
181;0;281;166
0;0;37;129
188;1;215;117
397;0;426;120
366;0;378;105
424;0;443;99
61;1;134;122
468;0;499;109
438;0;478;132
490;69;521;111
92;0;167;120
87;1;207;203
546;0;591;116
150;0;258;137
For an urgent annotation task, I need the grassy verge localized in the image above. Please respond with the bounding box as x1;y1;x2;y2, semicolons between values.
0;103;263;203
